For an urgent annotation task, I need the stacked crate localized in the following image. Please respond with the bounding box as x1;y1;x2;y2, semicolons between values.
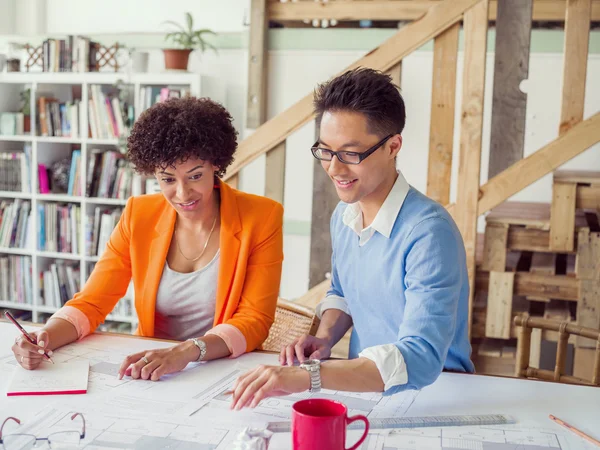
472;170;600;378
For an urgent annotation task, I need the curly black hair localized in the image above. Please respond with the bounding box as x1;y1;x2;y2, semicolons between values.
127;97;238;177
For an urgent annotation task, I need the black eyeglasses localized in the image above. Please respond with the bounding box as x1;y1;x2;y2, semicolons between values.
311;134;393;165
0;413;86;449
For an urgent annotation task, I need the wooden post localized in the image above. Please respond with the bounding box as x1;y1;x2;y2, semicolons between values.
487;0;532;179
426;23;459;205
559;0;591;135
515;316;532;378
265;142;286;204
576;229;600;348
554;324;570;381
594;340;600;385
247;0;269;129
481;222;508;272
455;0;489;337
386;60;402;88
309;122;339;288
550;182;577;251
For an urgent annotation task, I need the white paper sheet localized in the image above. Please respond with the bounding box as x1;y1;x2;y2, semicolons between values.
7;360;89;396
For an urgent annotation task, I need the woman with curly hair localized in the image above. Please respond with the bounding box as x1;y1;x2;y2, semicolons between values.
11;97;284;381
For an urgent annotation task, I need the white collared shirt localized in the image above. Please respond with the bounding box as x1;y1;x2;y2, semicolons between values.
316;171;410;390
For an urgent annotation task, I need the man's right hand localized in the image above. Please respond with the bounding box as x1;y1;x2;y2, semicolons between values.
280;335;332;366
11;330;52;370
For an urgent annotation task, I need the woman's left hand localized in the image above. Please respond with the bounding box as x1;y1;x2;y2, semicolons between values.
230;365;310;410
118;341;198;381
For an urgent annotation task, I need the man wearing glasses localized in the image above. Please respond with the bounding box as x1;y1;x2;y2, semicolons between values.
230;67;474;410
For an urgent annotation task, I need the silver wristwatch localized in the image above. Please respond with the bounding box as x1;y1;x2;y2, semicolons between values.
188;338;207;362
300;359;322;393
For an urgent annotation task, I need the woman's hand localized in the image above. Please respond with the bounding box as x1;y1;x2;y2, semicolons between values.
117;341;199;381
11;330;53;370
230;365;310;410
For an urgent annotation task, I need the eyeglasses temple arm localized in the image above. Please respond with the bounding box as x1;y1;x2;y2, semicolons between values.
70;412;86;439
0;417;21;441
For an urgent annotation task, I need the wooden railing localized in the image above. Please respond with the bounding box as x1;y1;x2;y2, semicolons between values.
230;0;600;340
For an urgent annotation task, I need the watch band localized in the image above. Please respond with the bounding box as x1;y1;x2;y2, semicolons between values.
300;359;322;393
188;338;207;362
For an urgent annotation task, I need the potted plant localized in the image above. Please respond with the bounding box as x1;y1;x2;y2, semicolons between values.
20;88;31;133
162;12;216;71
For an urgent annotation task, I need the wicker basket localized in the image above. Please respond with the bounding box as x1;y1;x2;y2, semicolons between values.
261;299;320;352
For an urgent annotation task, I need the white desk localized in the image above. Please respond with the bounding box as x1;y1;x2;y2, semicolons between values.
1;321;599;449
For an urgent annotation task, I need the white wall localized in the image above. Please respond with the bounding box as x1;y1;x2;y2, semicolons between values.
46;0;250;34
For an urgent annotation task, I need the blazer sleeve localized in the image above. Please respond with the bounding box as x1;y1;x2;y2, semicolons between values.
220;202;284;353
57;197;134;337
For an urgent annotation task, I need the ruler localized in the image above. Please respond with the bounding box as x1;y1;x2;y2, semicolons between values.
267;414;515;433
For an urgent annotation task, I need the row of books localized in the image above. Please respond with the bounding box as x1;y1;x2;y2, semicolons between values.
86;207;123;257
38;203;81;254
38;97;82;138
40;261;80;308
0;200;31;249
0;112;26;136
88;85;134;140
137;86;190;114
0;256;33;304
86;150;143;199
41;36;99;73
0;147;32;193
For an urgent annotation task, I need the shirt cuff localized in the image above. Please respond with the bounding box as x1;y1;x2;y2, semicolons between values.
50;306;91;340
359;344;408;391
315;295;351;319
205;324;247;358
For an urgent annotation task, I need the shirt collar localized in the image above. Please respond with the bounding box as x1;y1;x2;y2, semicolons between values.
342;171;410;239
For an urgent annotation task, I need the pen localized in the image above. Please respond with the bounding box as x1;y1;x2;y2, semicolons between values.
549;414;600;447
4;311;54;364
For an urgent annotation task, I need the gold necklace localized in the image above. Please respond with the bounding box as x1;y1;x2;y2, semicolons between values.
175;214;218;262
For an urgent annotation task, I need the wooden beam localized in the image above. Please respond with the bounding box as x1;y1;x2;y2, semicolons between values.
481;223;508;272
578;186;600;210
247;0;269;129
386;60;402;88
265;142;286;204
455;0;489;336
226;0;484;181
476;271;580;301
476;112;600;216
268;1;600;21
488;0;532;178
559;0;591;135
485;271;514;339
426;23;459;205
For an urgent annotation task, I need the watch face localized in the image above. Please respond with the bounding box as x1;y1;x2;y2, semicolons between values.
302;359;320;367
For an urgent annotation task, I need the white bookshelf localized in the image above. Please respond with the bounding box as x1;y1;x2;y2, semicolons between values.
0;71;201;330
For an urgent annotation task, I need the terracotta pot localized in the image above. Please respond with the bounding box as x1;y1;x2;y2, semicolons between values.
163;49;192;71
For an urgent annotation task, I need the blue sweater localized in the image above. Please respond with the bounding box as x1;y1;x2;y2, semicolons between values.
328;187;475;395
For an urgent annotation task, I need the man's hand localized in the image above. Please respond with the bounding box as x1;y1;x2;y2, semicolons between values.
117;341;199;381
230;365;310;410
11;330;53;370
280;334;332;366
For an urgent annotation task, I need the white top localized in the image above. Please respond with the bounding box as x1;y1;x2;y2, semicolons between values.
154;250;220;341
315;171;411;390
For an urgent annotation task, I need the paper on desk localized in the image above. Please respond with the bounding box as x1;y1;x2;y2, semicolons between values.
6;360;89;396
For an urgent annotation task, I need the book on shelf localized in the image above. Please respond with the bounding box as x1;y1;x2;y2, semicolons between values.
0;255;33;305
37;203;80;254
0;113;25;136
85;207;123;257
86;150;142;199
37;96;82;138
0;199;32;249
0;146;32;193
37;164;50;194
138;86;190;114
40;260;80;308
88;85;133;140
42;36;99;73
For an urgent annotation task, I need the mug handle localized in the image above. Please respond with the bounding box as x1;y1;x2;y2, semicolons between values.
345;414;370;450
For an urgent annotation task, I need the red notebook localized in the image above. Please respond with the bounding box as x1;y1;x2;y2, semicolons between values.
6;360;89;396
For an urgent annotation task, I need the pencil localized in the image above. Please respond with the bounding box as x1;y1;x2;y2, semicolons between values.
4;311;54;364
549;415;600;447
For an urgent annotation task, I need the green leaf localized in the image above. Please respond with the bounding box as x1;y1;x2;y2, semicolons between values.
186;12;193;34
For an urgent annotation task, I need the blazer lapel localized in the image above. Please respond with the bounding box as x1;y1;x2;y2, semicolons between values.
141;204;176;336
214;182;242;325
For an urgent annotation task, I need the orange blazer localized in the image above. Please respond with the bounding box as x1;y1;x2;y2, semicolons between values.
63;182;284;353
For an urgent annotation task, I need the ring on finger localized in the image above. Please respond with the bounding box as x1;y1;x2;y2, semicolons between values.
20;355;24;363
142;356;150;365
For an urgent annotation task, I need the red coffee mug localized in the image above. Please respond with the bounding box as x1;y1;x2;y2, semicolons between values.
291;399;369;450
